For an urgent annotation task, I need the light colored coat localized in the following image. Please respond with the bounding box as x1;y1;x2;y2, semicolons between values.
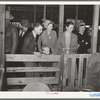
57;32;79;54
38;29;57;54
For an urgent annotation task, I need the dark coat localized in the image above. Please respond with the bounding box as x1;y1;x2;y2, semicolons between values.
16;28;32;54
77;32;91;53
22;32;36;54
5;24;18;54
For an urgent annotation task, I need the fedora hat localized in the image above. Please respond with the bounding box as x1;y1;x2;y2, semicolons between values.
21;19;30;28
6;10;14;20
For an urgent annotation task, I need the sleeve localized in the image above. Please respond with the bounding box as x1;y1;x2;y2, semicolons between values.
37;35;42;53
85;36;91;49
56;34;63;54
71;35;79;53
51;31;58;55
22;36;33;54
11;27;18;54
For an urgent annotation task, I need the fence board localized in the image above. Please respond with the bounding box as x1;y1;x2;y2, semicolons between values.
70;58;76;89
85;56;90;87
78;57;84;89
6;54;91;91
7;67;60;72
6;54;60;62
7;77;58;85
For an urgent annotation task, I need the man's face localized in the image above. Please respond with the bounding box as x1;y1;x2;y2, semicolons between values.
21;26;28;32
35;25;43;35
66;24;74;33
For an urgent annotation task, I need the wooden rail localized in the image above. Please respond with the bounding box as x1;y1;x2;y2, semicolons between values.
6;54;61;91
63;54;91;90
5;54;91;91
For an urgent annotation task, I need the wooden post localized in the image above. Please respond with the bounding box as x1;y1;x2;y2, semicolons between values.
91;5;99;53
58;5;64;35
43;5;46;20
75;5;78;28
0;5;5;91
33;6;36;24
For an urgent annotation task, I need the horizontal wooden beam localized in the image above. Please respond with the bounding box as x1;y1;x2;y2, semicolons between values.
64;54;91;58
6;54;60;62
7;67;60;72
7;77;58;85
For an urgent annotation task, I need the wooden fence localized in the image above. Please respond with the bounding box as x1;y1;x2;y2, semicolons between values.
63;54;91;91
6;54;61;91
5;54;91;91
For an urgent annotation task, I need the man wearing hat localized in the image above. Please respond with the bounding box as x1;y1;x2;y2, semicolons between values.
16;19;32;54
5;10;18;54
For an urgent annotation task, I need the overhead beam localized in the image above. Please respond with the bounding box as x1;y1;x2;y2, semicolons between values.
91;5;100;53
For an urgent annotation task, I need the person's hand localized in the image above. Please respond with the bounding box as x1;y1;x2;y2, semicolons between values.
34;52;42;57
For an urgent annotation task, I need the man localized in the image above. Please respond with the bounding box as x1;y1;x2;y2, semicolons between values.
5;10;18;54
16;19;32;54
22;23;43;77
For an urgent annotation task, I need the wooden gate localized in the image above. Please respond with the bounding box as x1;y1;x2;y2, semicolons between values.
63;54;91;91
5;54;91;91
6;54;61;91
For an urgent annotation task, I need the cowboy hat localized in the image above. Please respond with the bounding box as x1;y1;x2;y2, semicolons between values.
6;10;14;20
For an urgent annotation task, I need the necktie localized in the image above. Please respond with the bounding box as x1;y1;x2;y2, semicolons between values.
20;31;24;37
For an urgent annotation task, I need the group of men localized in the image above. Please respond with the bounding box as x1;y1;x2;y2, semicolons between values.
5;10;43;56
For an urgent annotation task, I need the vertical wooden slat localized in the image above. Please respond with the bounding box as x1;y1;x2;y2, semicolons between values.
63;54;67;88
75;5;78;27
91;5;99;53
70;58;76;90
58;5;64;35
0;5;5;91
85;55;90;88
33;5;36;23
43;5;46;20
78;56;84;89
